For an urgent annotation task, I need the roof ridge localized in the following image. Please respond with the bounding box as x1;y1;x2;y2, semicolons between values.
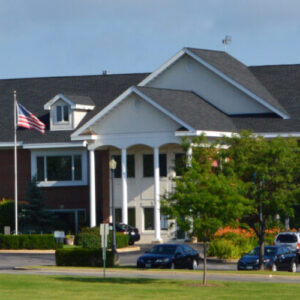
137;86;195;94
0;72;150;82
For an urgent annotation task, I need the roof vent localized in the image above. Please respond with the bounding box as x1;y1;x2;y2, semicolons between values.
102;70;110;75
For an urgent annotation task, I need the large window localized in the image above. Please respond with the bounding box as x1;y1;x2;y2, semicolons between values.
115;208;136;227
56;105;69;123
174;153;186;176
143;154;167;177
144;208;168;231
32;151;87;187
112;154;135;178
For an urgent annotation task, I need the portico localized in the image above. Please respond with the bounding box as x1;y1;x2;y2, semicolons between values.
72;87;194;242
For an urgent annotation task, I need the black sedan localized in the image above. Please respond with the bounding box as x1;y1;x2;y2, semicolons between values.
109;223;140;245
237;245;297;272
137;244;200;270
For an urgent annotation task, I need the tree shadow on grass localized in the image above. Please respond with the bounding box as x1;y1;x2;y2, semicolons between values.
55;277;164;285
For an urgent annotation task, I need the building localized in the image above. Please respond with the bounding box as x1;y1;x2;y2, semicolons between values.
0;48;299;242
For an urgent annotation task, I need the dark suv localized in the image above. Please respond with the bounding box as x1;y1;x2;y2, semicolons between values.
110;223;140;245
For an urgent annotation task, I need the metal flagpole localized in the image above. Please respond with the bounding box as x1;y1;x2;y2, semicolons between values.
13;91;18;235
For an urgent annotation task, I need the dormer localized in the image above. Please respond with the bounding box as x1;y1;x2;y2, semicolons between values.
44;94;95;131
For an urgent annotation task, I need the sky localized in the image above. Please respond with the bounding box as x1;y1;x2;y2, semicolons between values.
0;0;300;79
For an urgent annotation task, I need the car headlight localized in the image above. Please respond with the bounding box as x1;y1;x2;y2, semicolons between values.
256;259;259;264
138;258;144;263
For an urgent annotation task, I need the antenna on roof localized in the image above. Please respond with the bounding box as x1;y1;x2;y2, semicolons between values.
222;35;232;52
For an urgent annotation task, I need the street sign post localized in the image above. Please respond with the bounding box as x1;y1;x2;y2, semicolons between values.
100;223;109;277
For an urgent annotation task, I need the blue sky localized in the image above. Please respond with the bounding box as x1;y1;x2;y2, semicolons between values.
1;0;299;79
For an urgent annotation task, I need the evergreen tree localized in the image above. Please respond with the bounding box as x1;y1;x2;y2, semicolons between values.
21;178;55;233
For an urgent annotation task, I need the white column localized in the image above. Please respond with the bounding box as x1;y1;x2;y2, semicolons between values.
154;146;162;242
121;148;128;224
89;150;96;227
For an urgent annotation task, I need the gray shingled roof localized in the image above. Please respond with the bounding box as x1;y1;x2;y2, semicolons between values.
64;94;95;106
136;86;237;132
187;48;290;118
0;73;148;143
232;64;300;133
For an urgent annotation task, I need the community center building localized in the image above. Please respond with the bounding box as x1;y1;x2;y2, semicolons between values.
0;47;299;242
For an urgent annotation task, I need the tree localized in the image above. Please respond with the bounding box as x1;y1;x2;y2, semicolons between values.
219;131;300;270
162;135;250;285
20;178;55;233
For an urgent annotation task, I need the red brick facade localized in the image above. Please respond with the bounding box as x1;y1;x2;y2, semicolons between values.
0;148;110;225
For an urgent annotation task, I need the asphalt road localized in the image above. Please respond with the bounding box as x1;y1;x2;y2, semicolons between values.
0;252;300;284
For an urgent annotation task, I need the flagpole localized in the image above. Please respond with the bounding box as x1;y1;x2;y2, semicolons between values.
13;91;18;235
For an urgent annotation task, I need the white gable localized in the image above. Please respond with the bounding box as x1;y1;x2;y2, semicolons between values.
146;54;271;115
90;93;181;135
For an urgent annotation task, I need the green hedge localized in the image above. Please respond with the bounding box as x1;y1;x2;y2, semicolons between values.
75;227;129;249
0;234;57;249
56;248;114;267
207;233;257;259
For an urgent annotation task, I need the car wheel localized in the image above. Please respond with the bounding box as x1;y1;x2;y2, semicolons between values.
271;263;277;272
170;262;175;270
290;261;297;273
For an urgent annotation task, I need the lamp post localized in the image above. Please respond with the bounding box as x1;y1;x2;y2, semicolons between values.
109;158;117;253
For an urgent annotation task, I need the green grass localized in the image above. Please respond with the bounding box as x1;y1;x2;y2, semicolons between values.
0;274;300;299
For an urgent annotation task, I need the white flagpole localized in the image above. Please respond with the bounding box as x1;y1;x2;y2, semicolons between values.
13;91;18;235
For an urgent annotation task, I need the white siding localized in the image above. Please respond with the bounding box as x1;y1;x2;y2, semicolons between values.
147;55;271;115
91;94;180;135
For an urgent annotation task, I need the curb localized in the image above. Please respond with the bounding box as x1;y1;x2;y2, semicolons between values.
0;250;55;254
117;246;140;253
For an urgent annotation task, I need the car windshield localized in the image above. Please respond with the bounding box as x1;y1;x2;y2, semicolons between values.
248;247;277;257
276;234;297;243
150;245;177;255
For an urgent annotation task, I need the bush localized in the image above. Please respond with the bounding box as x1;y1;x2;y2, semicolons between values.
208;233;257;259
0;199;15;230
75;227;129;249
0;234;57;249
56;248;114;267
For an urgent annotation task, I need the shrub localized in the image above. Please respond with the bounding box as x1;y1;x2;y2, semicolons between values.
0;199;15;230
0;234;57;249
208;233;257;259
75;227;129;249
55;248;114;267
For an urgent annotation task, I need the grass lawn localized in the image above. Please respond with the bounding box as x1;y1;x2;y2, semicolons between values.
1;274;300;300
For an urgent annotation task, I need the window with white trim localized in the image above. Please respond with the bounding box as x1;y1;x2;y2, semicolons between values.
32;150;87;187
56;105;69;123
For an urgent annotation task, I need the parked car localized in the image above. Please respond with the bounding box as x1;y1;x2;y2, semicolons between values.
137;244;200;270
237;245;297;272
109;223;140;245
274;232;300;262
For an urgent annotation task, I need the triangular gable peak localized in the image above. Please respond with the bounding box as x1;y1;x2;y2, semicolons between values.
138;48;289;119
71;87;194;141
44;94;95;111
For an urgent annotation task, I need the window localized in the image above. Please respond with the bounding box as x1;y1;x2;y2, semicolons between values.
144;208;154;230
144;208;168;231
32;151;87;187
56;105;69;123
160;214;168;230
175;153;186;176
112;155;135;178
114;207;136;227
143;154;167;177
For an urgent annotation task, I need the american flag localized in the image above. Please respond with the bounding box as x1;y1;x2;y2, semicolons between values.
17;103;46;134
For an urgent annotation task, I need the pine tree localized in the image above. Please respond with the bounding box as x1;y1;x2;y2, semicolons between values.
21;177;55;233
